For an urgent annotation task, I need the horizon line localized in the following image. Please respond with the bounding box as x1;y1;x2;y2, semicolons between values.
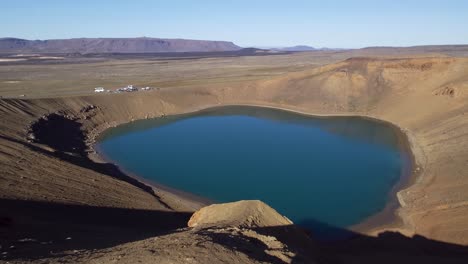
1;36;467;50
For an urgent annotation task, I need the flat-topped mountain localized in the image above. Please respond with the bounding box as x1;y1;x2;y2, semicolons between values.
0;37;241;53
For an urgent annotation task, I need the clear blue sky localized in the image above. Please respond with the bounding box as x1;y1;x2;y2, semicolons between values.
1;0;467;48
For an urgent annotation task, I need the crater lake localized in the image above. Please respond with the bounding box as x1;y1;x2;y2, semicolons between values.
97;106;411;238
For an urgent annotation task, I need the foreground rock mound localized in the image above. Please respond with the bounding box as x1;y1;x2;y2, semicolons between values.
188;200;293;228
186;200;318;263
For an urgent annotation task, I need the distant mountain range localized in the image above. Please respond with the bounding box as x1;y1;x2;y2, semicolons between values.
0;37;242;53
275;45;317;51
262;45;346;52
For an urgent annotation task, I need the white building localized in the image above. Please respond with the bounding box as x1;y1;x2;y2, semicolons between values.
94;87;105;93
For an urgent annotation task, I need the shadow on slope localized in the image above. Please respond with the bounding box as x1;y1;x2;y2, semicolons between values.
29;113;87;156
2;200;468;263
0;199;191;261
188;218;468;263
255;221;468;263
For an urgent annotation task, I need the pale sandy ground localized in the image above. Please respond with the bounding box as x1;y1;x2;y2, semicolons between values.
1;51;468;263
0;59;26;62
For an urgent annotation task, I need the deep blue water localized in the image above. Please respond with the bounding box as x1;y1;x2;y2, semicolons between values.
98;106;408;238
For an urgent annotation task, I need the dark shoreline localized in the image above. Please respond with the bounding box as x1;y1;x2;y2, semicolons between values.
350;118;416;233
92;104;417;236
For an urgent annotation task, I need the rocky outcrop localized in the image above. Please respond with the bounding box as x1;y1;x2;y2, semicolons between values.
188;200;293;228
187;200;318;264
